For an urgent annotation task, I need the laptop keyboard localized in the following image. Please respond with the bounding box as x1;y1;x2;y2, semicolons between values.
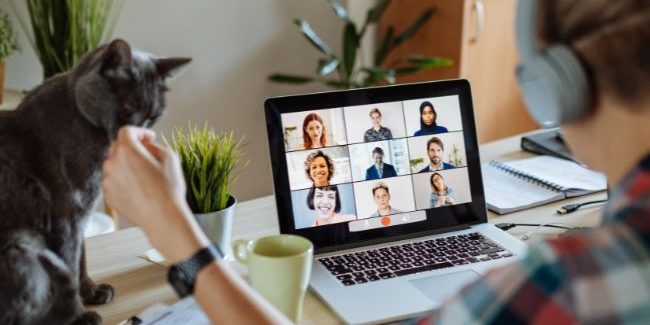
318;232;513;286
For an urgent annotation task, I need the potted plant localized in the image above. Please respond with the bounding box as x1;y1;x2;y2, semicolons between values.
10;0;122;79
0;8;19;104
168;123;248;258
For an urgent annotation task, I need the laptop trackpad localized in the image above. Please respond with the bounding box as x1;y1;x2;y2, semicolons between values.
409;270;480;303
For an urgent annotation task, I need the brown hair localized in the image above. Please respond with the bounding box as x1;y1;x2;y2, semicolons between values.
369;108;382;117
538;0;650;107
304;150;335;181
430;172;446;194
426;137;444;152
302;113;327;149
372;181;390;196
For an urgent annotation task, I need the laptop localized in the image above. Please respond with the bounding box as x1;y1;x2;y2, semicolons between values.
264;79;527;324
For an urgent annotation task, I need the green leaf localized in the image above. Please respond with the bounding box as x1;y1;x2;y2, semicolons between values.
406;56;453;68
342;22;358;80
374;26;394;66
294;19;333;56
328;0;350;21
392;7;435;47
360;0;391;39
317;57;340;76
268;74;315;84
362;67;396;85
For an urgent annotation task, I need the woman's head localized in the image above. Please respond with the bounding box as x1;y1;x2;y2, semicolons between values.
430;172;446;193
302;113;327;149
307;185;341;218
304;150;335;187
419;101;437;129
536;0;650;110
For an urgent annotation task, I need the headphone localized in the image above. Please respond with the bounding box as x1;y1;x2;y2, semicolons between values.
515;0;590;128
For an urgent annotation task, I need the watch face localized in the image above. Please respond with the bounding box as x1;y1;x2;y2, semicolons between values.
168;265;192;298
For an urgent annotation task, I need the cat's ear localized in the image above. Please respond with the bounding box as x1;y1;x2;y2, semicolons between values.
101;39;133;80
156;58;192;81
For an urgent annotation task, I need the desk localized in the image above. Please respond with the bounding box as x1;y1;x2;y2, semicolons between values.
87;130;606;324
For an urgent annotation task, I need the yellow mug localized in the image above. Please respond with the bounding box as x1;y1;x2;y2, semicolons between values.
233;234;313;322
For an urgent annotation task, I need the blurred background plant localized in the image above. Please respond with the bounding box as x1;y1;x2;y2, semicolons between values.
269;0;452;89
10;0;123;79
0;8;19;62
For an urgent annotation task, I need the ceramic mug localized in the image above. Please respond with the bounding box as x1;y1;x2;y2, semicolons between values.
233;234;313;322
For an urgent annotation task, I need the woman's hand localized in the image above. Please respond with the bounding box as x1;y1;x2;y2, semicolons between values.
102;126;209;263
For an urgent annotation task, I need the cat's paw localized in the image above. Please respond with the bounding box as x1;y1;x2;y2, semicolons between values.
70;311;102;325
82;283;115;305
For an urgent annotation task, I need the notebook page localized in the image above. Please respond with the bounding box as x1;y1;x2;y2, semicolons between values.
482;163;563;213
504;156;606;192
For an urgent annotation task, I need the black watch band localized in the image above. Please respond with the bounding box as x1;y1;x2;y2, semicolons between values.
167;243;223;298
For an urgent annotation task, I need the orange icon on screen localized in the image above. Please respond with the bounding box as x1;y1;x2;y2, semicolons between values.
380;216;391;227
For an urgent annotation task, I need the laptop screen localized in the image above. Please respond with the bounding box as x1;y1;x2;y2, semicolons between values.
265;80;487;252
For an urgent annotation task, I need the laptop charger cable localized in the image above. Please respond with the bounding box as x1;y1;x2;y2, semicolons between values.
495;222;592;241
556;199;608;215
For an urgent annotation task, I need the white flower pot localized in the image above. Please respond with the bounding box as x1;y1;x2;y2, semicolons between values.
194;196;236;258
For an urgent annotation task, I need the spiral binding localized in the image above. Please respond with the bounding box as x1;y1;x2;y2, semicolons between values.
489;160;566;192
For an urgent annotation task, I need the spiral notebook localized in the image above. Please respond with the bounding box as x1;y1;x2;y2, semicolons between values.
482;155;607;214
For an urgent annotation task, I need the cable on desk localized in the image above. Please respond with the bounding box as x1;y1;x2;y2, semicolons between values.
556;199;608;215
495;222;592;241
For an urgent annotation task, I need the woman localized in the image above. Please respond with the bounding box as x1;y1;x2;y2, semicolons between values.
413;101;448;136
301;113;326;149
429;173;456;208
303;150;334;187
102;1;650;323
306;185;356;226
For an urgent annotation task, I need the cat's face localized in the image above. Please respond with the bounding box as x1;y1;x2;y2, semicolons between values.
71;39;191;139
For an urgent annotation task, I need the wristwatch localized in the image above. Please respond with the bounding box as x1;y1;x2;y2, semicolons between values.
167;243;223;298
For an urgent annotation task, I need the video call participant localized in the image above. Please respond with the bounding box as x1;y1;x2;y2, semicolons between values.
304;150;334;188
102;1;650;322
365;147;397;180
306;185;356;226
420;137;456;173
369;182;402;218
429;172;456;208
301;113;326;149
413;101;448;136
363;108;393;142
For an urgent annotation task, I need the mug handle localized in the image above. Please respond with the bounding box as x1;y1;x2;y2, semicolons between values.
232;239;250;264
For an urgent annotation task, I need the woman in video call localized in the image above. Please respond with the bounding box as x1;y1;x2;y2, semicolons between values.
413;101;448;136
304;150;334;188
301;113;326;149
429;172;456;208
307;185;356;226
102;0;650;322
369;182;402;218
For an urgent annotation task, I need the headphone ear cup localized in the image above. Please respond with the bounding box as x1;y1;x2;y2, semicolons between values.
517;45;590;127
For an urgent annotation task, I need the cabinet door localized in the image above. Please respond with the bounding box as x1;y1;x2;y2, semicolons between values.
460;0;537;142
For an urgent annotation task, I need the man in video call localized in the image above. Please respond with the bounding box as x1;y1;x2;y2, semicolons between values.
420;137;456;173
369;182;402;218
363;108;393;142
365;147;397;180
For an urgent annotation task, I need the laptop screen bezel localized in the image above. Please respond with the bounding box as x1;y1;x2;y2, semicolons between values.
265;80;488;253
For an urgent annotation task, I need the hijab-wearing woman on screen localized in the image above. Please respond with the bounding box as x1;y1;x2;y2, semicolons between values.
429;172;456;208
302;113;326;149
307;185;356;226
413;101;448;136
304;150;334;187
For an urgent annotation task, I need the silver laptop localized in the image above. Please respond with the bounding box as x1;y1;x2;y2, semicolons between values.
264;80;527;324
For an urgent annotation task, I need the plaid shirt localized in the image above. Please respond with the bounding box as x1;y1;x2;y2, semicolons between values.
412;153;650;324
363;126;393;142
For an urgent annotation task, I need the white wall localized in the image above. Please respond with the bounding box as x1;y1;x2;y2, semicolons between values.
1;0;348;201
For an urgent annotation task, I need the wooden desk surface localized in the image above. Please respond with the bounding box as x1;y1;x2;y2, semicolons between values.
87;130;606;324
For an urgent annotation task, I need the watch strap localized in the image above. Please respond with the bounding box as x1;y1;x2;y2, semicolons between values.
168;243;223;297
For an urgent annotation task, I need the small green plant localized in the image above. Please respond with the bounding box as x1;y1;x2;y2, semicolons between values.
11;0;123;78
410;157;424;169
269;0;452;89
168;123;248;214
448;144;464;167
0;9;19;61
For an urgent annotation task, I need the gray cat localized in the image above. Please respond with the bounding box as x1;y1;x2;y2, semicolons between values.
0;39;190;324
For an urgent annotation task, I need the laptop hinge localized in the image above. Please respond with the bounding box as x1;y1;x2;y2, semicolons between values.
314;224;472;255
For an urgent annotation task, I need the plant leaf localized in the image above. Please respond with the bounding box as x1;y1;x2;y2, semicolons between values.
268;74;315;84
360;0;391;39
342;22;358;80
328;0;350;21
317;57;340;76
392;7;435;47
405;56;454;68
362;67;396;85
374;26;394;66
294;19;333;56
